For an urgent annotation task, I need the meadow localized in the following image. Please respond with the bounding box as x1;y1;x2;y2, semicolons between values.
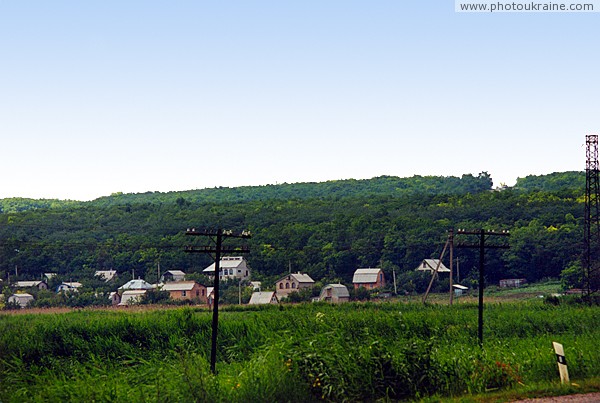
0;299;599;402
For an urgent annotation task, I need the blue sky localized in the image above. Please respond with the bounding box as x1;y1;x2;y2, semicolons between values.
1;1;598;200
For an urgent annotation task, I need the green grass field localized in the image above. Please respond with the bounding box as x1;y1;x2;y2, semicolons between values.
0;298;598;402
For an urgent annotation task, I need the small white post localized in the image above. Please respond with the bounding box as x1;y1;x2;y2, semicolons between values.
552;342;570;384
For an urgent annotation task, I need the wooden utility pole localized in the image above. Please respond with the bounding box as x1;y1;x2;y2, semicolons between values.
456;229;509;346
422;238;449;303
185;228;251;374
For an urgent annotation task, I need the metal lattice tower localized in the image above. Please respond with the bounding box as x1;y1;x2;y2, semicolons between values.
584;134;600;296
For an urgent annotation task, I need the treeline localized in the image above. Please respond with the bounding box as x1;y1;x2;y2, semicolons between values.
0;171;586;291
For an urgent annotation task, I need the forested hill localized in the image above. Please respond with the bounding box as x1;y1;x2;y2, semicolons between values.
0;171;587;292
89;172;495;208
0;198;78;214
0;172;496;213
0;171;583;213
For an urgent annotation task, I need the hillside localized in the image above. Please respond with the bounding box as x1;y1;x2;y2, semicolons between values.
0;171;587;292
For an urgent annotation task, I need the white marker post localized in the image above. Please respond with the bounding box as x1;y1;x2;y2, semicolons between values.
552;342;569;384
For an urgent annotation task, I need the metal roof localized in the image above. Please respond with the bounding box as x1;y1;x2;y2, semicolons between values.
320;284;350;298
165;270;186;276
15;281;44;287
352;268;383;284
61;282;83;288
277;272;315;284
249;291;278;305
161;281;198;292
415;259;451;273
119;279;155;290
118;290;148;306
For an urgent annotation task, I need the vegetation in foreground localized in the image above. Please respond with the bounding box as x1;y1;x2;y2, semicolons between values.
0;299;599;402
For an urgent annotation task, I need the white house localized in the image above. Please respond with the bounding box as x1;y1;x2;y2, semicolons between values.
203;257;251;280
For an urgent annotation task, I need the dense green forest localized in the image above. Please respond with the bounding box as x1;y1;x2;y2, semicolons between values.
0;171;586;292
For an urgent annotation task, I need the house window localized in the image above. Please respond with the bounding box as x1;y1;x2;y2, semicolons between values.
285;283;290;289
245;271;248;276
380;274;383;282
196;290;199;297
182;290;187;297
279;283;283;289
202;289;205;296
292;283;296;289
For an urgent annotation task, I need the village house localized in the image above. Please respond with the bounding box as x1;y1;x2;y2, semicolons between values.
275;272;315;297
318;284;350;303
203;256;251;281
352;268;386;290
160;270;186;282
415;259;451;273
118;279;155;293
249;291;278;305
56;282;83;293
160;281;207;303
14;280;48;290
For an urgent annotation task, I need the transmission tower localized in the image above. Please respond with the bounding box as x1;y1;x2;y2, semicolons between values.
584;134;600;297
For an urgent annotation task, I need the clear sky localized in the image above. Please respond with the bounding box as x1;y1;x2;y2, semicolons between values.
1;1;598;201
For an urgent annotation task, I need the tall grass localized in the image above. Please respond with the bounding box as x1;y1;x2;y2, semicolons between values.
1;301;599;402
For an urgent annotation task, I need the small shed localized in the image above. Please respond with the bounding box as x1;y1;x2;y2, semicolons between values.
109;291;121;306
319;284;350;303
249;291;279;305
452;284;469;296
8;293;34;308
